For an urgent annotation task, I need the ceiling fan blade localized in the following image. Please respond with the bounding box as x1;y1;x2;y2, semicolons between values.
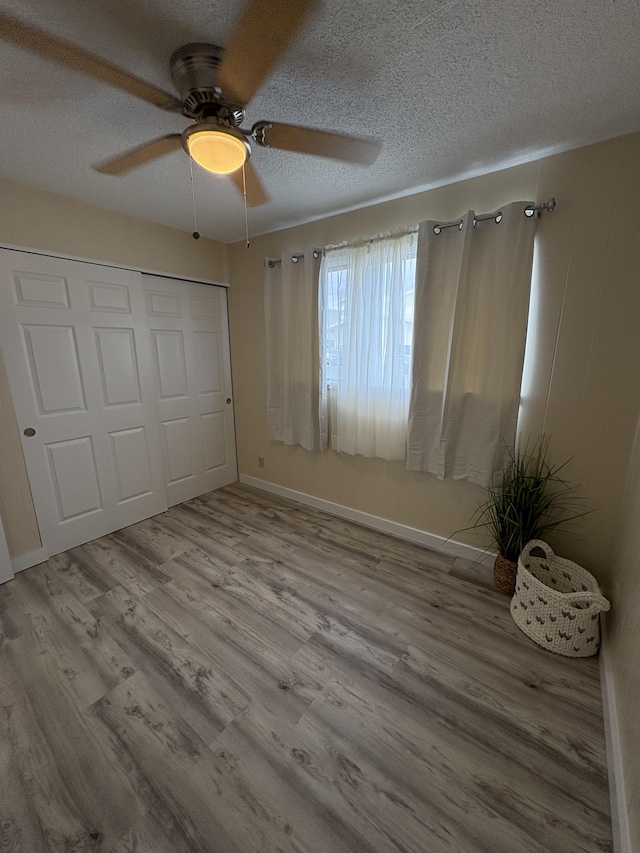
0;13;182;111
217;0;316;106
94;135;182;175
260;122;382;165
230;160;270;207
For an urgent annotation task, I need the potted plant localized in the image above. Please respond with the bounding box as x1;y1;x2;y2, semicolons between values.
463;436;590;595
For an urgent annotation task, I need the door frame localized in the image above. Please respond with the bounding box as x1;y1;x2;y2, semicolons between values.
0;242;230;291
0;508;13;584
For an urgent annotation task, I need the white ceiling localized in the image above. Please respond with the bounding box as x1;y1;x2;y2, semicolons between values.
1;0;639;244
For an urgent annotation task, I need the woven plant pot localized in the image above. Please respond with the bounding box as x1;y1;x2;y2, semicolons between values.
494;553;517;595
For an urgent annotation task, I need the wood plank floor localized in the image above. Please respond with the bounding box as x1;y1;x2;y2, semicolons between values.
0;483;612;852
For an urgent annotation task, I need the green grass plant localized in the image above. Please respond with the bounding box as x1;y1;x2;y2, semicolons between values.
466;436;590;562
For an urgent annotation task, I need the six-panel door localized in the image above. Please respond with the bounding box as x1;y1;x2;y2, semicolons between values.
144;275;238;506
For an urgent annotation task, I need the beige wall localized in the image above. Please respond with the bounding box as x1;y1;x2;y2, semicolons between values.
0;176;229;559
228;131;640;581
0;349;40;558
609;418;640;850
228;132;640;842
0;176;230;282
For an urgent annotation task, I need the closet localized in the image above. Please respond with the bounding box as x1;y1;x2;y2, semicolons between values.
0;249;237;559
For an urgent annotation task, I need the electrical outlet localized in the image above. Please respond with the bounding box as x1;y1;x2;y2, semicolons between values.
258;456;265;468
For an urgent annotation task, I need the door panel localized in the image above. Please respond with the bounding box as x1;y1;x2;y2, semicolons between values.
95;328;142;406
144;276;237;506
24;324;86;413
152;330;188;398
194;331;222;394
14;271;70;307
201;412;227;471
146;289;182;317
0;250;168;556
46;435;102;520
163;418;194;483
109;426;154;501
88;281;131;313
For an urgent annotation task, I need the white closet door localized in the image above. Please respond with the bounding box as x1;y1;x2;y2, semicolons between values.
144;276;238;506
0;250;167;557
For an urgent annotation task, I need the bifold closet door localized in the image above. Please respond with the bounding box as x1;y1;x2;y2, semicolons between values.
0;250;167;557
144;275;238;506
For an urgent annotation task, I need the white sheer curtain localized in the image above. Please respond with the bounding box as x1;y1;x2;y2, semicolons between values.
407;201;536;486
319;232;416;460
264;249;325;451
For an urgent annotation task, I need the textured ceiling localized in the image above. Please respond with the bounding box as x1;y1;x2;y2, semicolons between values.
1;0;639;244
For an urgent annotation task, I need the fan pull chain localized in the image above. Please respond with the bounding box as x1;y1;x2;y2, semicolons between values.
242;163;250;249
189;156;200;240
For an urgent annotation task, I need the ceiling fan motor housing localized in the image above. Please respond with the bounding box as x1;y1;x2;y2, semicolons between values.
170;42;244;124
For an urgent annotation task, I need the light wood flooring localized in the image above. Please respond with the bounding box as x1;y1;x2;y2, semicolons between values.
0;483;612;852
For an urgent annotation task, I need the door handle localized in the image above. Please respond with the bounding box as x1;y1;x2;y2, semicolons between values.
226;398;232;404
23;427;36;437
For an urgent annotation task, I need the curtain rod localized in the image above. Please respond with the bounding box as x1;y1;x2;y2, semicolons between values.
268;226;418;266
267;198;556;265
267;249;322;268
323;227;418;255
432;197;556;235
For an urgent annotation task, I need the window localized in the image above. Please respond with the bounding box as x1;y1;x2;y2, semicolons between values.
319;232;417;460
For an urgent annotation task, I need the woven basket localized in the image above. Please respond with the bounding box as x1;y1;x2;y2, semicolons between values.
494;554;517;596
510;540;610;657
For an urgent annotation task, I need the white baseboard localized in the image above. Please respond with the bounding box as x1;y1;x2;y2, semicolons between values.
239;474;495;567
12;546;49;573
599;614;632;853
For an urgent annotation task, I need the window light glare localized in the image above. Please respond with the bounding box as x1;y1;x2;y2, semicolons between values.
187;130;247;175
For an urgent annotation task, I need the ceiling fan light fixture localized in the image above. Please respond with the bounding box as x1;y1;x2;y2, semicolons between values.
185;126;249;175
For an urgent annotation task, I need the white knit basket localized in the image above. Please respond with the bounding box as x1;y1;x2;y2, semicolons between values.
510;540;610;657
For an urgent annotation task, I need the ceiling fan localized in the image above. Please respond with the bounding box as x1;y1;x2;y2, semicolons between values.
0;0;382;207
